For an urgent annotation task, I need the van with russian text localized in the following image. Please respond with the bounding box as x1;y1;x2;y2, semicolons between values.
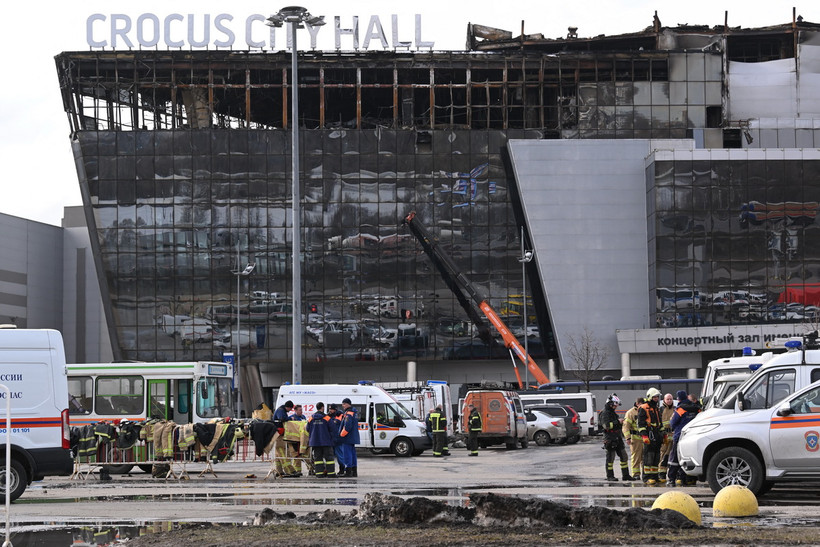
0;329;72;501
275;383;431;457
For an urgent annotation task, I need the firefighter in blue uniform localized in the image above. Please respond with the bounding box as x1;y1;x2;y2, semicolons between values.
306;402;336;478
339;398;360;477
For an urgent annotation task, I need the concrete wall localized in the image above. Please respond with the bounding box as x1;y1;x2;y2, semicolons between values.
507;139;692;375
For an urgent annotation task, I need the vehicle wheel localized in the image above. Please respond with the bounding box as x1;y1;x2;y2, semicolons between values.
555;437;567;445
0;459;28;502
533;430;551;446
519;438;528;449
391;437;414;457
706;446;764;494
104;464;134;474
567;435;581;444
478;441;488;449
138;464;154;473
505;441;517;450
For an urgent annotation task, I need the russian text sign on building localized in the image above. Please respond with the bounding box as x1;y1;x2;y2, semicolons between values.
86;13;434;51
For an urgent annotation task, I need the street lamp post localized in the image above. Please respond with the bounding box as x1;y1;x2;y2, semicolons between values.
518;227;534;388
231;245;255;417
267;6;325;385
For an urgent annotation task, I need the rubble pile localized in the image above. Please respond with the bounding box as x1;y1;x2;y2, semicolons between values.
251;492;701;530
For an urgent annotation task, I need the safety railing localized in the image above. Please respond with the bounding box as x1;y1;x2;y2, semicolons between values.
70;419;319;481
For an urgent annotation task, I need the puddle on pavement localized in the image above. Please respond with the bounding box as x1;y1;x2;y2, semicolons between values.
5;522;188;547
17;493;359;506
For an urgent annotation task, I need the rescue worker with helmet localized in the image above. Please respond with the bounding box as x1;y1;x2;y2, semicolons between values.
600;394;633;482
466;404;482;456
427;405;450;457
621;397;644;480
637;387;665;484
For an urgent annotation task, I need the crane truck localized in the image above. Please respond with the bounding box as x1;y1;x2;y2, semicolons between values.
402;211;550;389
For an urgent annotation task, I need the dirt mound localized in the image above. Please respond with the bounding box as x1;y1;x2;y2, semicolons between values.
251;492;699;529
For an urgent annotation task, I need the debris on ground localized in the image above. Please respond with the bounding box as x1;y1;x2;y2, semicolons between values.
250;492;698;529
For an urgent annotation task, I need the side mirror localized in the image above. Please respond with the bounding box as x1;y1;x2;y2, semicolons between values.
737;391;745;411
776;401;793;417
200;381;208;400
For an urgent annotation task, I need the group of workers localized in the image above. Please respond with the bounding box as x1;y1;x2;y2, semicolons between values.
600;388;701;485
263;398;361;478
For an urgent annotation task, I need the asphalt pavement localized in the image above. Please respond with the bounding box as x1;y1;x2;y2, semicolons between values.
9;438;820;534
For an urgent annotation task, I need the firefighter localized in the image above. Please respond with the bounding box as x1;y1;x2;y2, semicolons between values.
272;400;297;478
306;402;336;478
600;394;633;481
427;405;449;457
658;393;675;480
637;387;665;484
622;397;644;480
466;404;482;456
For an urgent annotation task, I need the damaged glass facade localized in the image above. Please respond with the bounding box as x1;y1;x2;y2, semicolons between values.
72;126;531;365
56;26;802;372
650;156;820;328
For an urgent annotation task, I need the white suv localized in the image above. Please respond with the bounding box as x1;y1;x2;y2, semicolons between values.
678;379;820;495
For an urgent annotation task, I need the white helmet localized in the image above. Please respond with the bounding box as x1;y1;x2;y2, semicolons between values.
646;387;662;399
606;393;621;407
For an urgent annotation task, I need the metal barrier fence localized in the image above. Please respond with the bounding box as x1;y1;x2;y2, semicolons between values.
70;421;316;481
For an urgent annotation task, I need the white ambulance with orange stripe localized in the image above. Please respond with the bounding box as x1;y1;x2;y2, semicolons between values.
0;329;72;500
680;361;820;496
276;383;432;457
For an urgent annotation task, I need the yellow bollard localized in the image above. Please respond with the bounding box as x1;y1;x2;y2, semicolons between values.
712;485;759;518
651;490;702;525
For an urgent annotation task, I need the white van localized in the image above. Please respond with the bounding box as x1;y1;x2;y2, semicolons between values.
701;348;777;406
378;380;453;435
695;342;820;421
0;329;72;500
275;383;431;457
519;392;597;436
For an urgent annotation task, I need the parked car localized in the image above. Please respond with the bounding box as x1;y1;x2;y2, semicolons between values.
527;403;581;444
524;409;566;446
679;378;820;495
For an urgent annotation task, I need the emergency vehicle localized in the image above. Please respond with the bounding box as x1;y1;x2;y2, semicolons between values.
0;329;72;501
460;386;528;449
275;383;431;457
700;346;777;406
679;378;820;495
378;380;453;435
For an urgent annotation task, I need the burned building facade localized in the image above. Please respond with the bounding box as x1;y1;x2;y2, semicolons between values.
55;16;820;384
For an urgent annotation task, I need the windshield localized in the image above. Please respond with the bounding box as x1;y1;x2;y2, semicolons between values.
196;377;235;419
374;402;414;426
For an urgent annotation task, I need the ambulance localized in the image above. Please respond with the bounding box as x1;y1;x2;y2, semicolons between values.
0;329;72;500
275;383;431;457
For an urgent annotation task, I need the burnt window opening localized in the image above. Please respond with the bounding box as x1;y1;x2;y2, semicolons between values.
325;88;358;129
723;128;742;148
706;106;722;129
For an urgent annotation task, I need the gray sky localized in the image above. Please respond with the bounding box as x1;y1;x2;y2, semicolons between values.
0;1;811;226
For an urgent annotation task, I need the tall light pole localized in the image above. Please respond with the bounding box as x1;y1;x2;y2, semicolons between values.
267;6;325;385
231;244;255;417
518;227;534;388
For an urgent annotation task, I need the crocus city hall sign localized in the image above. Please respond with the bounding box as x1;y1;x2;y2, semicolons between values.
86;13;434;50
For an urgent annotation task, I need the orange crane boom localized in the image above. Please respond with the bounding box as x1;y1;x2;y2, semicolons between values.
402;211;549;388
